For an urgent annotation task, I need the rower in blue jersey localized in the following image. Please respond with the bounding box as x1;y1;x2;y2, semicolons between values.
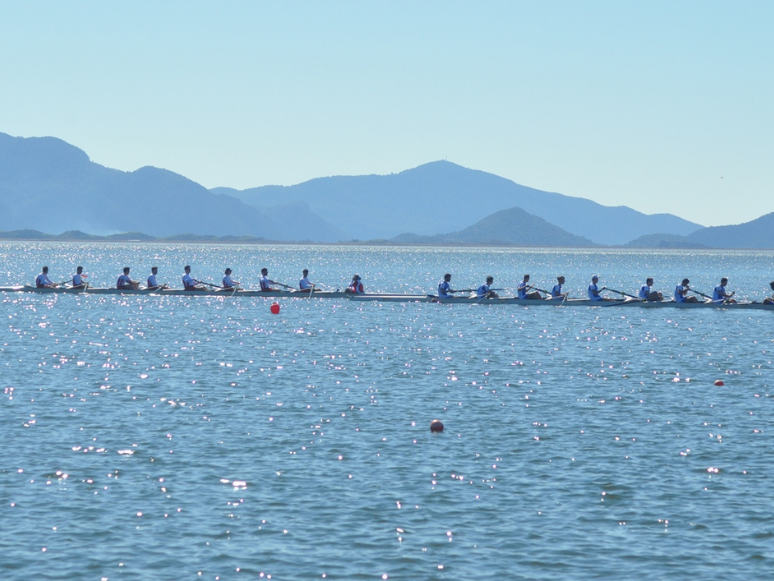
765;282;774;305
117;267;139;290
437;273;454;299
222;268;240;290
477;276;498;299
674;278;699;303
71;266;87;289
638;278;663;301
35;266;57;288
147;266;168;291
712;277;736;303
183;265;206;291
517;274;542;300
550;276;567;300
587;275;613;301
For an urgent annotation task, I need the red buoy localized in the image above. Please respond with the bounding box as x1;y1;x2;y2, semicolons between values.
430;419;444;432
270;302;280;315
714;380;724;386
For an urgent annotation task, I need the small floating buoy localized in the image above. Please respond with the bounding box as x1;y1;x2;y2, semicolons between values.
714;380;724;386
430;419;444;432
270;302;280;315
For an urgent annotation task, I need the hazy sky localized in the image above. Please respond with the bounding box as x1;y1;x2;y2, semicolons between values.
1;1;772;227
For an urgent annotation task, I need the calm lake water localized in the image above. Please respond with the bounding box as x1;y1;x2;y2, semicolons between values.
2;242;774;580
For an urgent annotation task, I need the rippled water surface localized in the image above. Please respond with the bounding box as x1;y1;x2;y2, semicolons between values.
2;243;774;580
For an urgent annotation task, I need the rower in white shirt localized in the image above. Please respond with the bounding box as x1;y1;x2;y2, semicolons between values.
147;266;168;290
71;266;87;289
299;269;314;292
222;268;240;290
712;277;736;304
183;265;206;291
117;267;140;290
550;276;568;300
260;268;277;292
638;278;663;301
35;266;57;288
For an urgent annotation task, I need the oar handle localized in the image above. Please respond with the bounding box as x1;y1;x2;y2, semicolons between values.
605;287;638;299
689;289;711;299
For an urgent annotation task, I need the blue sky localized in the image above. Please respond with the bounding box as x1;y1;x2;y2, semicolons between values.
1;1;772;227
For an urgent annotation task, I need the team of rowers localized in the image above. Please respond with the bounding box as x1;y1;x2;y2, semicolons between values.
33;265;774;304
33;265;365;293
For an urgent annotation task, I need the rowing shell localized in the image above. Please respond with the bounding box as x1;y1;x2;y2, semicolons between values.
0;285;349;298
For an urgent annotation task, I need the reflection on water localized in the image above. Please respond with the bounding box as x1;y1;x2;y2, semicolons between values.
1;243;774;579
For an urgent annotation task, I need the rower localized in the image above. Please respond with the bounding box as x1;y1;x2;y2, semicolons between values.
764;282;774;305
147;266;168;290
517;274;542;300
72;266;87;289
550;276;567;300
183;265;206;291
223;268;240;290
675;278;699;303
588;275;613;301
35;266;57;288
299;269;314;291
345;274;364;294
117;267;140;290
437;273;454;299
477;276;498;299
260;268;278;292
638;278;663;301
712;277;736;304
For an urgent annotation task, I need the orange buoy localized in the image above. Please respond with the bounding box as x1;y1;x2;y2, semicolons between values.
714;380;724;386
270;302;280;315
430;419;444;432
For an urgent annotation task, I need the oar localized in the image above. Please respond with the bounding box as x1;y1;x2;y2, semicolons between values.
689;289;712;300
603;287;639;300
194;280;221;290
275;282;295;291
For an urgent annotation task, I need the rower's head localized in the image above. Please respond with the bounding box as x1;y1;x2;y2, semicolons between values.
557;276;565;284
770;281;774;291
303;269;309;276
185;265;191;273
523;274;530;282
151;266;158;274
123;267;130;274
225;268;232;274
261;268;268;275
486;276;494;284
592;275;599;282
444;273;451;282
353;274;361;281
42;266;48;274
76;266;83;273
720;277;728;285
682;278;690;285
646;277;654;285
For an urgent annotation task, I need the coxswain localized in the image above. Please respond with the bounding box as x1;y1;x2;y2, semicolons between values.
183;265;206;291
345;274;364;294
550;276;567;300
147;266;168;291
517;274;542;300
222;268;240;290
712;277;736;304
437;273;454;299
674;278;699;303
117;267;140;290
764;282;774;305
587;275;613;301
71;266;88;289
477;276;498;299
638;278;663;301
35;266;57;288
260;268;277;292
299;269;314;292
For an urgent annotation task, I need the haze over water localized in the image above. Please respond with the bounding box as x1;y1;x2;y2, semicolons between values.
2;243;774;580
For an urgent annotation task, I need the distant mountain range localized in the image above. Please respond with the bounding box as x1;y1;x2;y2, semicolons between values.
3;130;774;248
213;161;703;246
